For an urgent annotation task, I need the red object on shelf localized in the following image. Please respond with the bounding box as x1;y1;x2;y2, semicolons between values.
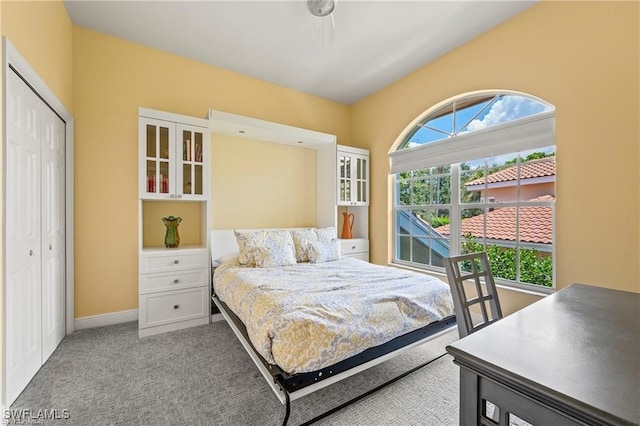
160;174;168;193
147;175;156;193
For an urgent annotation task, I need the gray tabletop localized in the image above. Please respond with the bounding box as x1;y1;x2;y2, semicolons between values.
446;283;640;425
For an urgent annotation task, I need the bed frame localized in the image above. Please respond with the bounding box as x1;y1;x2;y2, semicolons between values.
210;229;456;425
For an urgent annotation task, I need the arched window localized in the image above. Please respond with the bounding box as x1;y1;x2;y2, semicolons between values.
390;92;555;292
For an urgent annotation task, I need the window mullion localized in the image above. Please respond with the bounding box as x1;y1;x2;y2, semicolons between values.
450;163;461;256
515;206;521;281
515;160;521;282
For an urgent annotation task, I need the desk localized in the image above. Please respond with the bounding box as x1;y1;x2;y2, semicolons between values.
446;284;639;426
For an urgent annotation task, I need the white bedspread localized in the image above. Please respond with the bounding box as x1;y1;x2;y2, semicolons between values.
214;257;454;374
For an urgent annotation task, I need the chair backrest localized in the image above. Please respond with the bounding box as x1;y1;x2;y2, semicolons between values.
444;252;503;338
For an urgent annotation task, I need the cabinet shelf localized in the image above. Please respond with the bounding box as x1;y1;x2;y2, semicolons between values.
140;200;206;249
141;244;207;252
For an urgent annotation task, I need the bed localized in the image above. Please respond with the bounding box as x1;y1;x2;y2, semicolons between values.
210;228;456;424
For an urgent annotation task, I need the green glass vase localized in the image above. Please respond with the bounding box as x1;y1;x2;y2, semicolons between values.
162;216;182;248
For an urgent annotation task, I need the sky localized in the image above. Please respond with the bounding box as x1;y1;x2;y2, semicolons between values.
406;94;552;147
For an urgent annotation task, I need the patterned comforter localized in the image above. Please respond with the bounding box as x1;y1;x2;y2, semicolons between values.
213;257;454;374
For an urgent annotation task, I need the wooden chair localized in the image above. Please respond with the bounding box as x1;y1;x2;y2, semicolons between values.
444;252;503;338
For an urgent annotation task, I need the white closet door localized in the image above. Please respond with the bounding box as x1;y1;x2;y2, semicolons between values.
41;103;66;360
5;69;43;404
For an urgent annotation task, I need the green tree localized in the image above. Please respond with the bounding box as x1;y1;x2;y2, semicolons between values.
459;162;483;217
505;151;555;165
462;234;552;287
399;166;452;207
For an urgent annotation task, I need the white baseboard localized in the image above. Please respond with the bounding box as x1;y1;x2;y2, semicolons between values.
74;309;138;330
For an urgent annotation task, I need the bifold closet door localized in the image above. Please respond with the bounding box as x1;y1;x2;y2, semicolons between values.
5;68;65;405
40;88;66;361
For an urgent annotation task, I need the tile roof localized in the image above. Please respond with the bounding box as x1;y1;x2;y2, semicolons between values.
466;157;555;186
436;195;554;244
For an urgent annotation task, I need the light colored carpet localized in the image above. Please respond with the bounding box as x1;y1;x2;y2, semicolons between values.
10;321;461;425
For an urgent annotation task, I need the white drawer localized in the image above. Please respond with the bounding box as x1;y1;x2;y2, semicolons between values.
344;252;370;262
139;249;208;274
139;268;208;294
340;238;369;255
139;287;208;329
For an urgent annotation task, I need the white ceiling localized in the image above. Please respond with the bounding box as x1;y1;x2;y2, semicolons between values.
64;0;536;105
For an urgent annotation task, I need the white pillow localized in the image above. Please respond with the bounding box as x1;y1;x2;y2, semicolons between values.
235;230;261;266
289;228;319;262
315;226;337;241
308;236;341;263
234;230;296;267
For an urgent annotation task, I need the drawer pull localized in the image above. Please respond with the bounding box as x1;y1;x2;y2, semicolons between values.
352;246;356;250
174;260;180;264
173;304;180;310
173;279;179;284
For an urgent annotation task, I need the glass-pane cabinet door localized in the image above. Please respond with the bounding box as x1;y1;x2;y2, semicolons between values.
177;124;207;200
355;155;368;204
337;149;369;206
338;153;352;205
140;118;175;199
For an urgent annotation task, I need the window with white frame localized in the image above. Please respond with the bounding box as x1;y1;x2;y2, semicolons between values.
390;92;555;291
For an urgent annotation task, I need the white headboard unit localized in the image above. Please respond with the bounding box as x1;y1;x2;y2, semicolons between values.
208;109;334;149
208;110;338;251
210;230;240;264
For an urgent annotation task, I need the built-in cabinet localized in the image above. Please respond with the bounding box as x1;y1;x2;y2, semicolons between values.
138;108;211;337
337;145;370;262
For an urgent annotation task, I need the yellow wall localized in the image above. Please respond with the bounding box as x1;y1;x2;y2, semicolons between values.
1;0;74;406
72;27;349;317
1;0;73;111
351;1;640;311
211;134;317;229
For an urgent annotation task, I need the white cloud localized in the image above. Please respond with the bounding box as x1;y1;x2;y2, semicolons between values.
465;96;551;132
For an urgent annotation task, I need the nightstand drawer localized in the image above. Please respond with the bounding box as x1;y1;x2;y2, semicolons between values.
139;287;208;329
139;268;208;294
344;252;369;262
139;249;208;274
340;238;369;255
